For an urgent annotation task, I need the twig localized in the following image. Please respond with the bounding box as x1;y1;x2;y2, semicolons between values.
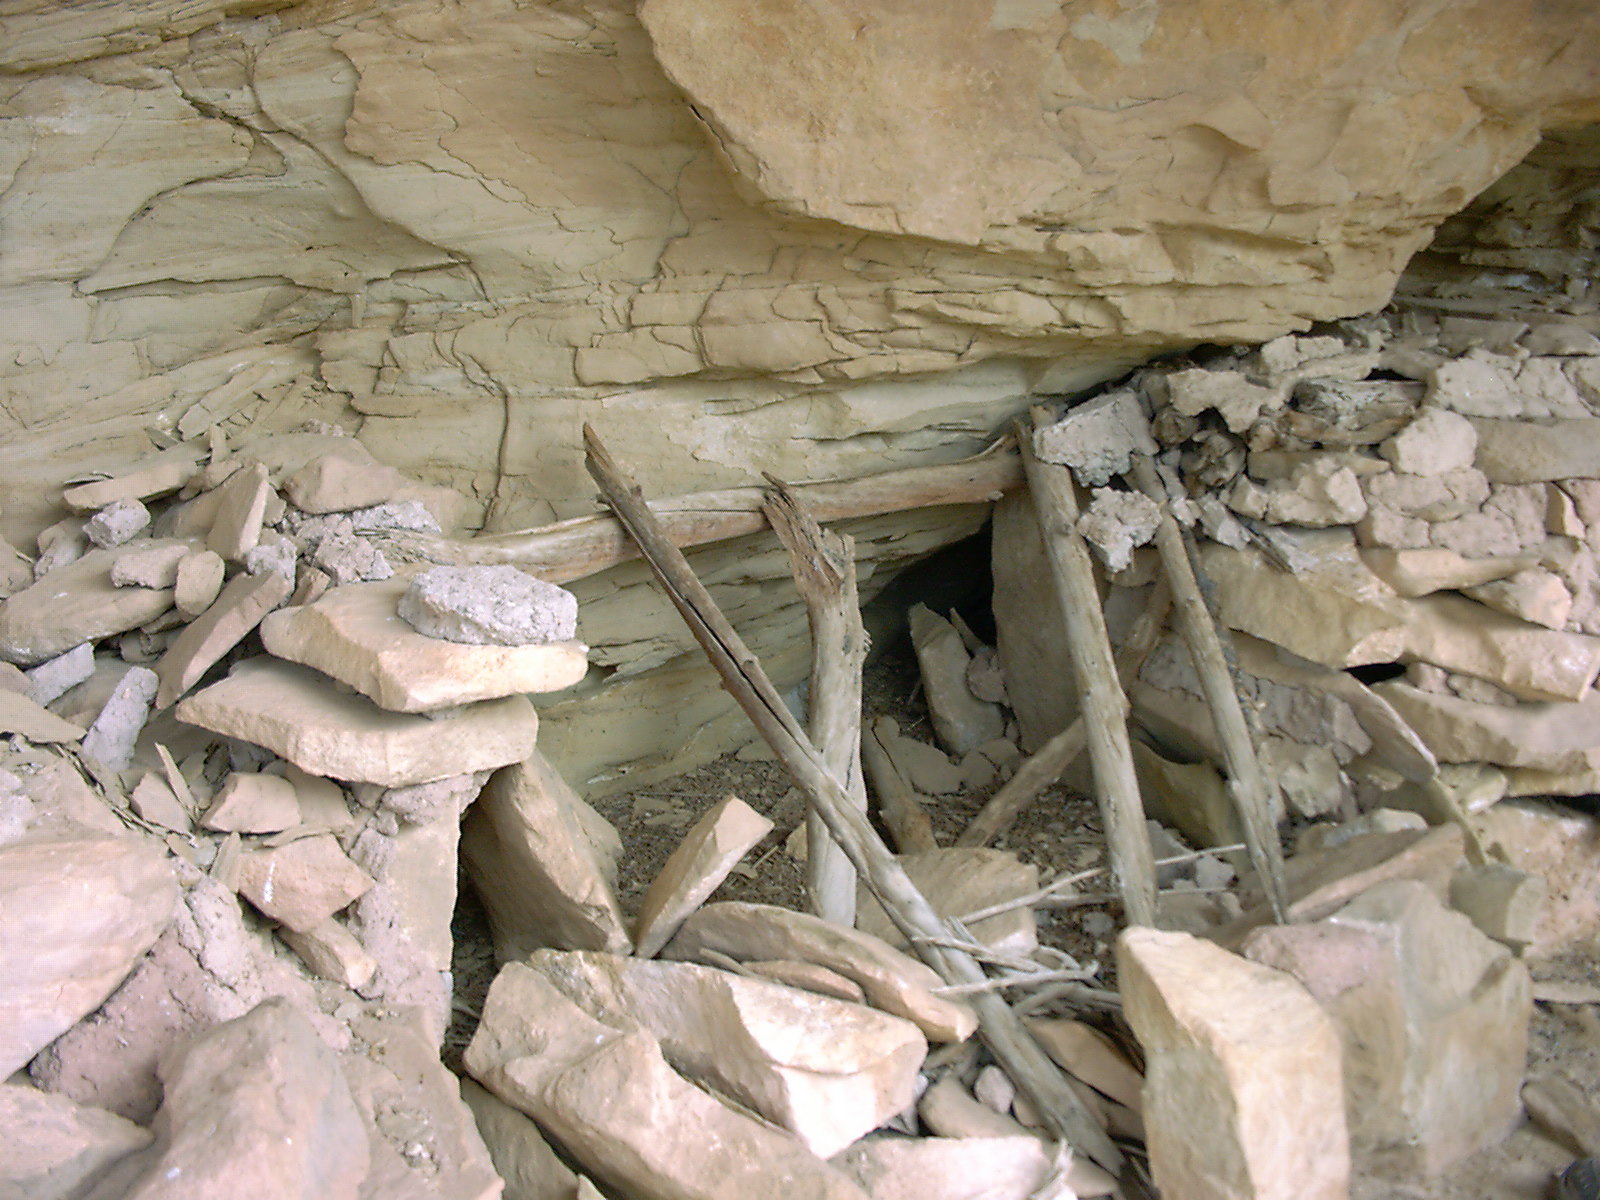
1129;456;1288;921
583;425;1123;1174
933;968;1099;997
956;842;1247;925
1018;412;1157;926
861;717;939;853
957;578;1172;849
762;478;867;925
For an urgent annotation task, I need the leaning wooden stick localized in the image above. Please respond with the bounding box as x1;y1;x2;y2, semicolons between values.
763;479;867;926
958;578;1172;849
1019;412;1158;927
583;425;1123;1174
1129;456;1289;922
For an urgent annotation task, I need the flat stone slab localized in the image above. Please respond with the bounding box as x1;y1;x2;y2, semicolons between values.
528;948;925;1158
0;546;177;666
260;580;587;713
0;689;85;742
633;794;774;958
662;901;977;1043
175;658;540;786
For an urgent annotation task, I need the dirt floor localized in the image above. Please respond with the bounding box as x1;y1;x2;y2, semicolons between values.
447;631;1600;1200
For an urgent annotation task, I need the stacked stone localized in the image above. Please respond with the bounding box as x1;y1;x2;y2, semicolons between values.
0;426;606;1196
1001;300;1600;841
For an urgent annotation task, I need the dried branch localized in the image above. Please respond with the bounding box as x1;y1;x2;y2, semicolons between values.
583;424;1123;1174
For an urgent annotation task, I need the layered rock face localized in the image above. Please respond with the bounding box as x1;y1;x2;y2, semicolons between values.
4;0;1600;789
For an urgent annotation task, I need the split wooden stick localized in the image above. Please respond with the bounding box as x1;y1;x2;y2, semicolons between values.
957;578;1172;849
389;438;1022;583
583;425;1123;1174
1129;457;1289;922
762;479;868;925
1019;413;1158;927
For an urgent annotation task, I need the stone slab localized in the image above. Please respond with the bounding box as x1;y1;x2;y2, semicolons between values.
175;657;540;786
260;579;587;713
0;547;176;666
633;793;774;959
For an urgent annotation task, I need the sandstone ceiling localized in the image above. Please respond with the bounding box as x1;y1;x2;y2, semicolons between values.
3;0;1598;550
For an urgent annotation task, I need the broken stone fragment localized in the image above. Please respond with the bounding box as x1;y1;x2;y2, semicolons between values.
917;1074;1037;1140
153;568;292;709
835;1133;1117;1200
662;901;977;1042
349;799;468;973
79;665;157;771
907;605;1005;757
1076;487;1161;570
1472;800;1600;958
1199;534;1410;668
1449;862;1547;952
173;548;225;618
0;1081;154;1200
176;657;540;786
1400;591;1600;702
1246;881;1531;1176
855;847;1038;957
1160;367;1284;434
1376;679;1600;774
260;579;588;713
1378;406;1478;476
0;547;176;666
465;964;872;1200
309;527;391;585
1033;389;1157;487
1358;546;1534;597
84;498;151;549
0;834;178;1077
633;793;774;958
1463;567;1575;630
60;445;206;515
201;771;302;833
235;833;374;933
282;451;416;514
1228;459;1368;527
461;748;631;960
460;1077;580;1200
129;774;189;833
110;540;189;589
338;1005;504;1200
0;689;85;743
1025;1018;1144;1114
1426;350;1521;417
24;642;95;707
1119;926;1349;1200
204;460;272;562
277;917;377;990
105;997;369;1200
398;564;579;647
527;948;927;1158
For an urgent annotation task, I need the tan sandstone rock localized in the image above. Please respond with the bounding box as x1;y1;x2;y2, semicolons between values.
0;1080;153;1200
0;547;176;666
1119;927;1349;1200
835;1134;1117;1200
0;834;178;1077
460;1077;580;1200
663;901;977;1043
854;847;1038;958
154;568;293;708
526;948;927;1158
465;963;872;1200
633;793;774;959
236;834;375;933
175;657;540;786
1245;881;1531;1176
259;578;587;713
103;997;368;1200
461;749;631;960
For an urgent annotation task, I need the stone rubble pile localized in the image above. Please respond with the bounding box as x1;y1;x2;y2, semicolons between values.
4;295;1600;1200
997;302;1600;839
